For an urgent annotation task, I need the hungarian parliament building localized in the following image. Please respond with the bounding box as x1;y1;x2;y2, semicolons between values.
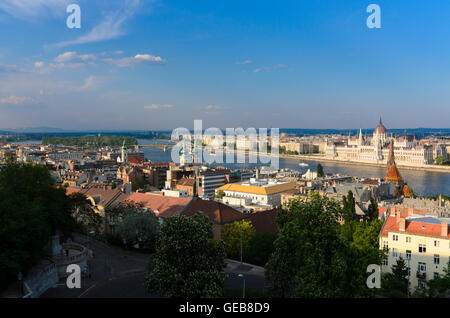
325;118;435;166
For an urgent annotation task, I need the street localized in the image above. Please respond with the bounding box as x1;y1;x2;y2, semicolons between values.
41;235;266;298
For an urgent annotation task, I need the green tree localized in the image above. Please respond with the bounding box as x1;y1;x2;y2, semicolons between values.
421;261;450;298
145;213;227;298
317;163;324;178
381;257;409;298
116;211;160;251
435;155;448;165
367;196;378;222
222;219;256;260
342;190;356;223
351;219;384;250
245;232;276;267
266;194;363;298
68;192;102;235
0;163;75;291
132;177;147;192
214;190;225;199
345;220;386;297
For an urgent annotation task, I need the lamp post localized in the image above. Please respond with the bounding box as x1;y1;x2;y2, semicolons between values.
240;221;243;264
17;272;23;296
238;274;245;298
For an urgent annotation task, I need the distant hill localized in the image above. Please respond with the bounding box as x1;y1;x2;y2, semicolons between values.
2;127;67;133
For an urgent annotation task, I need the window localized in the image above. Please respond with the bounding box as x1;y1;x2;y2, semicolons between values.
393;234;398;241
406;236;411;243
434;240;440;247
418;262;427;273
419;244;426;253
434;255;440;265
392;248;398;258
383;241;388;249
406;250;411;260
383;258;388;266
434;272;440;279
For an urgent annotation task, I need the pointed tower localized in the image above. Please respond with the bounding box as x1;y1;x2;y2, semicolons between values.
384;139;407;196
121;140;127;164
358;128;363;146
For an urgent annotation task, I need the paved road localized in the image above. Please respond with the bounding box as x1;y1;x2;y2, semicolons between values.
41;235;266;298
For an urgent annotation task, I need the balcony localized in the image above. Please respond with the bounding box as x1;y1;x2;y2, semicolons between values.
416;271;426;280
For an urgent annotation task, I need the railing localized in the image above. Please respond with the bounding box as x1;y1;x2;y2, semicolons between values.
416;271;426;280
52;243;88;266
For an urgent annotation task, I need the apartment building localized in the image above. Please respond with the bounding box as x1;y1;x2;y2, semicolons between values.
380;208;450;292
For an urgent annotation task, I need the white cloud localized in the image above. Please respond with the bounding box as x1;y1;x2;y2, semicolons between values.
0;63;29;73
105;54;165;67
34;61;45;68
204;105;221;110
79;76;99;91
0;0;71;19
252;64;287;73
275;64;288;69
144;104;173;110
52;0;146;47
236;60;253;65
0;95;36;105
54;52;96;63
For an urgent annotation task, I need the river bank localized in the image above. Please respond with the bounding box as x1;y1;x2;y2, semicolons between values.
222;149;450;174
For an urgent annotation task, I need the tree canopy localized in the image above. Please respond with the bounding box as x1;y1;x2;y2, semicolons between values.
222;219;255;260
266;193;384;298
116;211;160;251
0;163;75;291
145;213;227;298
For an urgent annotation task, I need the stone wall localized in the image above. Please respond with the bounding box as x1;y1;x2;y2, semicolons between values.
23;259;58;298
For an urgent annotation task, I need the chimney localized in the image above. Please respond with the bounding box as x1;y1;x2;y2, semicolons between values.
396;209;401;222
399;218;406;231
441;222;448;237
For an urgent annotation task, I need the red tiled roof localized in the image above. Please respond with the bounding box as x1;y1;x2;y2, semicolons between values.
127;192;191;217
181;198;245;224
378;206;388;217
245;209;278;234
384;165;403;183
80;187;129;208
176;178;195;187
65;188;81;196
127;155;144;165
380;214;450;239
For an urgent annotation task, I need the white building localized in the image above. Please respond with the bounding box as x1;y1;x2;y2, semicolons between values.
216;178;296;208
325;118;434;166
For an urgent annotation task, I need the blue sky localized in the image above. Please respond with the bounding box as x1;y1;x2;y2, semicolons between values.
0;0;449;130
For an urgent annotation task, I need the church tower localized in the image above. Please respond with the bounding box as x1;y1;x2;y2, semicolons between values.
121;140;127;164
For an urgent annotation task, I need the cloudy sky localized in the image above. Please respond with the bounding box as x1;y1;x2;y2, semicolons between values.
0;0;449;131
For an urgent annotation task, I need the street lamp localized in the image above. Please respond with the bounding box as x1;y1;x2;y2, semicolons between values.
238;274;245;298
240;220;243;264
17;272;23;296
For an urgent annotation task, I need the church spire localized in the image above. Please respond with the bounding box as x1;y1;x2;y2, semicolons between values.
387;139;395;167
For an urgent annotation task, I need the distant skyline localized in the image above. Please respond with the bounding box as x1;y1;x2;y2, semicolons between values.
1;0;450;130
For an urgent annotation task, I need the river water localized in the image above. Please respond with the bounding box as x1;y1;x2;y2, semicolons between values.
137;139;450;197
13;139;448;197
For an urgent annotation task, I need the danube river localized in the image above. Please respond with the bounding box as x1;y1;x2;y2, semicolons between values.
137;139;450;198
13;139;449;197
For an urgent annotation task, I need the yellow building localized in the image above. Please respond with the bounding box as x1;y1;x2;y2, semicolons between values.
380;208;450;292
216;178;296;208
